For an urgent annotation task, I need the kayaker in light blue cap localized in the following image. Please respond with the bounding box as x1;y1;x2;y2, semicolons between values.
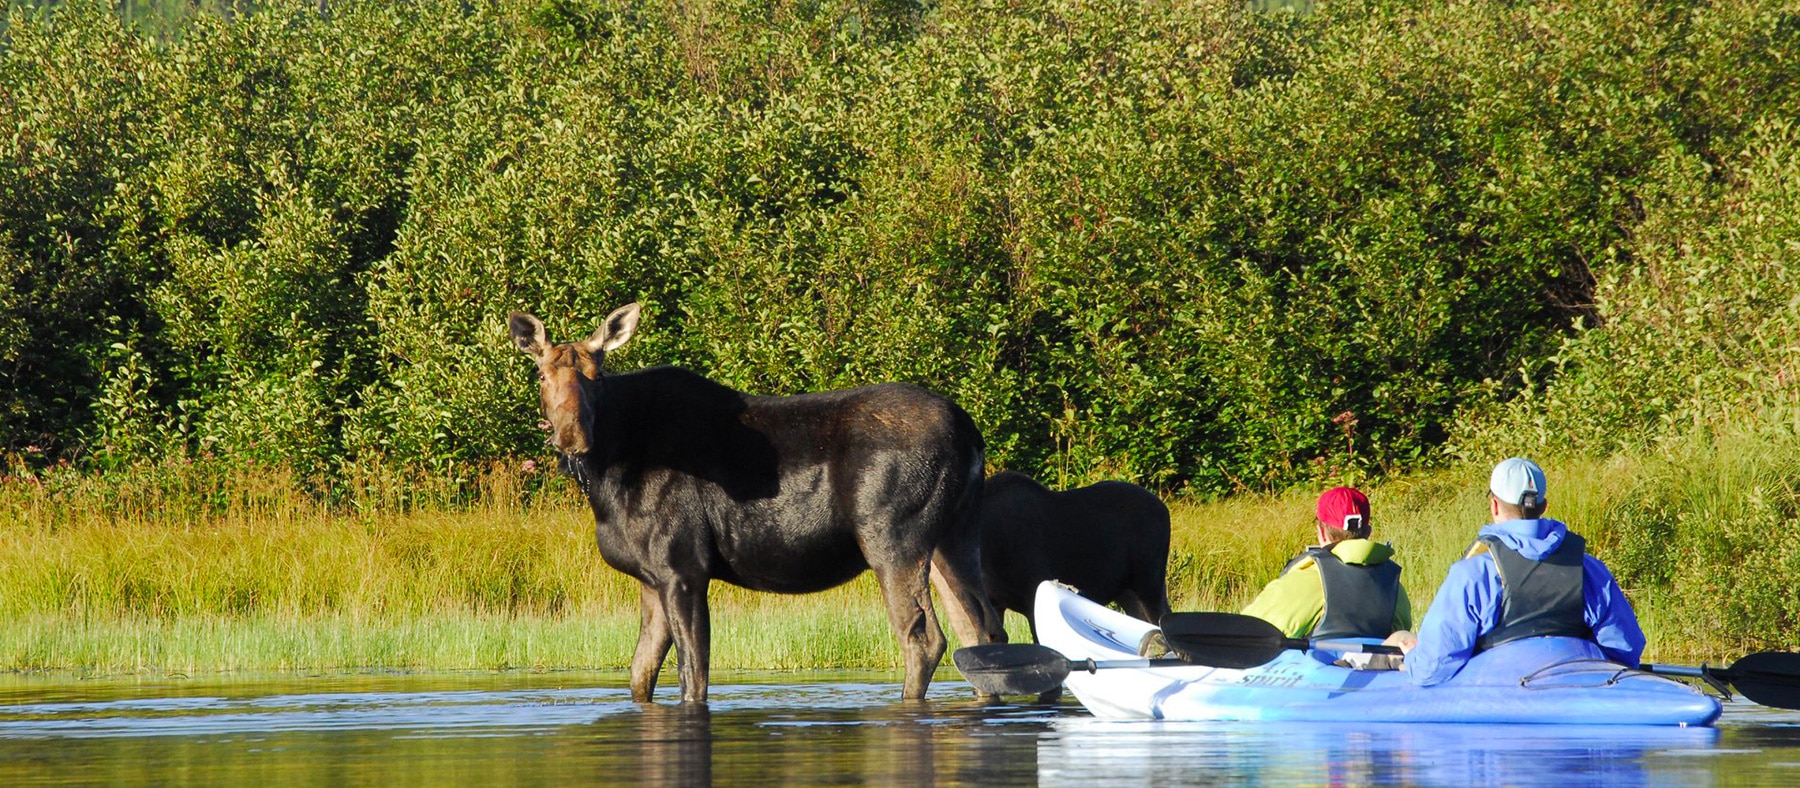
1388;457;1647;685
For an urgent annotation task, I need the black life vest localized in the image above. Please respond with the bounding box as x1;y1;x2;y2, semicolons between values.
1469;532;1592;652
1279;544;1403;639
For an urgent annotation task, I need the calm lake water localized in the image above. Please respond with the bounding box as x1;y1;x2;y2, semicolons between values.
1;670;1796;786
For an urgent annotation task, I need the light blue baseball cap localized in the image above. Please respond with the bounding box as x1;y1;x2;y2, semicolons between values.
1489;457;1548;507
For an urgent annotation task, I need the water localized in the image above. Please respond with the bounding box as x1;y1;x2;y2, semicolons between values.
1;672;1796;786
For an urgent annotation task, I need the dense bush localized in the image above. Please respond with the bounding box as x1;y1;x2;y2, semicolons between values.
1453;118;1800;457
4;0;1797;495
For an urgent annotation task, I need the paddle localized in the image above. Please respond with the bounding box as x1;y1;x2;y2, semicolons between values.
1157;612;1401;668
1642;652;1800;709
952;643;1195;696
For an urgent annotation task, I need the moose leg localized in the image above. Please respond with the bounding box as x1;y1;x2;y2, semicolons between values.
661;579;712;704
928;568;1005;645
873;560;945;700
1131;566;1173;623
631;582;674;703
929;545;1007;647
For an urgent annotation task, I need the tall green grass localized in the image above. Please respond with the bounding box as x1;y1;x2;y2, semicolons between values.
5;425;1796;677
0;458;1035;675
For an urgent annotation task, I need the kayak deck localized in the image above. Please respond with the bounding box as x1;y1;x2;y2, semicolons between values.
1033;581;1722;726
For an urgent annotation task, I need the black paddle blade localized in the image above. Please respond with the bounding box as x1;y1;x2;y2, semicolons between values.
1159;612;1288;669
952;644;1071;696
1726;651;1800;710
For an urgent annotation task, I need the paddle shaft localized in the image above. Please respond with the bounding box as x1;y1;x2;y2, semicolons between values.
953;644;1233;696
1070;657;1207;673
1157;612;1407;668
1287;638;1404;656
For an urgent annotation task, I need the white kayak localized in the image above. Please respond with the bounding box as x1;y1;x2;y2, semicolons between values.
1032;581;1722;725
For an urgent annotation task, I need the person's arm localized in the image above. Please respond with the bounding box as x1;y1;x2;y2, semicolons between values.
1239;564;1324;639
1404;559;1500;686
1583;556;1647;667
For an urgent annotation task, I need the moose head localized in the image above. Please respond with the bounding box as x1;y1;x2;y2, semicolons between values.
509;302;642;456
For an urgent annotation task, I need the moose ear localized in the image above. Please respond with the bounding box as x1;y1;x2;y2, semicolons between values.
509;313;549;358
582;302;641;354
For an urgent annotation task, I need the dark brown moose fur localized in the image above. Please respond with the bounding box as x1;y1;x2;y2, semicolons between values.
510;303;1005;703
974;471;1172;640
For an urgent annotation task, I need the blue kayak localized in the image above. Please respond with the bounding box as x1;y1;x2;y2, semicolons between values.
1032;581;1722;726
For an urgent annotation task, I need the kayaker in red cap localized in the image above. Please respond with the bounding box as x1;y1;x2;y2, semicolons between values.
1389;458;1647;685
1238;486;1413;650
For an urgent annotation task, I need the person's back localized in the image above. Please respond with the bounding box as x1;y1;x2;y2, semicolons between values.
1240;487;1412;640
1395;458;1645;685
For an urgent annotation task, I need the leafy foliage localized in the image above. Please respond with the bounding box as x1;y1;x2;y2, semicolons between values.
1453;117;1800;457
3;0;1797;497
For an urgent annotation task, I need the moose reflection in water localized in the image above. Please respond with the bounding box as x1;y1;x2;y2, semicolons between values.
510;303;1005;703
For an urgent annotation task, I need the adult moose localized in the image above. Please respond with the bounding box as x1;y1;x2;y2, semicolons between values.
510;303;1005;704
971;471;1172;641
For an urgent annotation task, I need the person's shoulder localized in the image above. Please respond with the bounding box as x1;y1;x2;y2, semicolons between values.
1580;552;1622;578
1280;548;1322;573
1445;549;1502;581
1278;557;1322;581
1450;541;1491;564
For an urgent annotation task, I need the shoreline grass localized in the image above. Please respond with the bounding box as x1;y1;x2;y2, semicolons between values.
0;588;1039;680
5;428;1797;678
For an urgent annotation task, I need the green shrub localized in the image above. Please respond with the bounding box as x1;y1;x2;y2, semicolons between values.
4;0;1798;497
1454;117;1800;457
0;1;161;460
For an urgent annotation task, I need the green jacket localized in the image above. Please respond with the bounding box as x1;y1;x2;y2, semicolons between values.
1241;539;1413;639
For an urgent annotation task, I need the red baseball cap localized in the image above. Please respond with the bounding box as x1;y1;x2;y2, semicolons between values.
1316;486;1371;536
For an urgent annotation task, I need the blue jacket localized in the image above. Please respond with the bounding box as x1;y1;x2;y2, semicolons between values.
1405;518;1646;686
